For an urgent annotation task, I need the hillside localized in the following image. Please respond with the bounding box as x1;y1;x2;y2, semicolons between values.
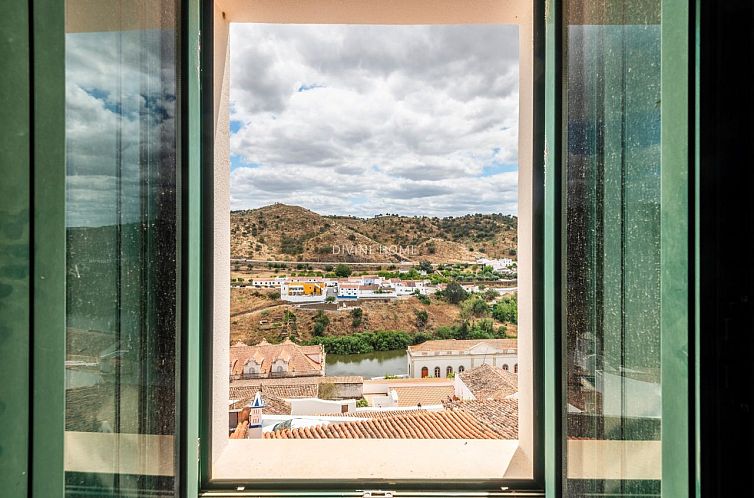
229;288;517;345
230;203;517;263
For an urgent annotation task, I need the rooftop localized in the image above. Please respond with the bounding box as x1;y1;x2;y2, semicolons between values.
391;385;455;407
442;399;519;439
263;409;510;439
459;363;518;400
407;338;517;354
229;338;324;377
230;392;291;415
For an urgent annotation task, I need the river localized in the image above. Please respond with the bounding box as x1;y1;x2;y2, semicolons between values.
325;349;407;378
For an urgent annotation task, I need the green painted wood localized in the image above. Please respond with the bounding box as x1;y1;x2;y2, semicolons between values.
660;0;691;495
543;0;563;495
0;1;31;496
182;0;202;495
31;0;66;496
694;0;701;495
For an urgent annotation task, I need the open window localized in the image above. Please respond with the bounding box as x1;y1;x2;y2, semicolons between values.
206;0;540;487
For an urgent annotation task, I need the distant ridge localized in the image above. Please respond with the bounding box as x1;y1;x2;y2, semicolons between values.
230;203;516;263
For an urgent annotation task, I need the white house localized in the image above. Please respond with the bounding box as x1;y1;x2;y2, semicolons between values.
251;277;286;288
476;258;515;271
406;339;518;378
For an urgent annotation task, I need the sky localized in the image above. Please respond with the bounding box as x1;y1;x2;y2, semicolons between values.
65;30;176;228
229;24;519;218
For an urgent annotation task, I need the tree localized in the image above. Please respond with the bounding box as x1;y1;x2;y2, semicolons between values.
492;294;518;324
312;310;330;336
443;281;468;304
483;288;499;301
283;310;298;335
418;260;433;273
335;264;352;278
350;307;363;328
415;309;429;329
461;296;491;320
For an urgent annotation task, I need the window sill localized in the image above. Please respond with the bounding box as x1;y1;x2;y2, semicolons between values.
211;439;530;481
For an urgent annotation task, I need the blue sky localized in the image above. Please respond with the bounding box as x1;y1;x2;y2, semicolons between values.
229;24;520;217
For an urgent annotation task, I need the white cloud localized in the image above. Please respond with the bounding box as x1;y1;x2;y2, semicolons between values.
229;24;519;217
65;30;177;227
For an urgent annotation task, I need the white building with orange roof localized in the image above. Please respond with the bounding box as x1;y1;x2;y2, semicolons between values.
406;339;518;378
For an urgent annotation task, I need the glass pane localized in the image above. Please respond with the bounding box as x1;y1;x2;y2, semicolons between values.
64;3;179;496
563;2;662;496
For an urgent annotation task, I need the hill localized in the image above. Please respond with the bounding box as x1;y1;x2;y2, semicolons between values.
230;203;517;263
229;288;517;345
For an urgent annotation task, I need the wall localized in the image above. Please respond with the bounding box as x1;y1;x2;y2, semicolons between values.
409;354;518;378
289;398;356;415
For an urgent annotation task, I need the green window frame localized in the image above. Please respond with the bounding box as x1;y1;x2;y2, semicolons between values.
0;0;695;496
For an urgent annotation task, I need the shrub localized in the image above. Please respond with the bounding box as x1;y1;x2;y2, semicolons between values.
335;264;352;278
440;281;468;304
312;310;329;337
415;309;429;329
350;307;363;328
492;294;518;324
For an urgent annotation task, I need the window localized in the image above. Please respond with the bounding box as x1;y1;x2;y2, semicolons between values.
62;1;180;495
447;366;454;377
503;364;509;371
458;365;465;374
0;0;700;495
558;0;690;494
209;0;537;485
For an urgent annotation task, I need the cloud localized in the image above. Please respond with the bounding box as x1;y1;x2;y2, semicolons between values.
65;30;177;227
229;23;519;217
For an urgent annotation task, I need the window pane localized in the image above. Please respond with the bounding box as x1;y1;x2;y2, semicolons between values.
564;1;662;495
64;3;179;496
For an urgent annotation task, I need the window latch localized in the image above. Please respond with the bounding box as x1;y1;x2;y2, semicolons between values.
362;491;394;498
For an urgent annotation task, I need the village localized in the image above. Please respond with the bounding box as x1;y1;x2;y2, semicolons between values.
237;257;516;304
228;336;519;440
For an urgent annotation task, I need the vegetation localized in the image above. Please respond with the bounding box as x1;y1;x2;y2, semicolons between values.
312;310;330;337
492;294;518;324
415;309;429;329
280;235;304;255
440;281;468;304
356;397;369;408
303;316;508;354
305;330;414;355
350;307;363;328
335;264;352;278
418;261;433;273
230;204;517;262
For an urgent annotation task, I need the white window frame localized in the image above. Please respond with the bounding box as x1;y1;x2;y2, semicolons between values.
209;0;535;483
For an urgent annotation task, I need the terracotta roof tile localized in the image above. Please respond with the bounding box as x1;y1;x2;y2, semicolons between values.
459;364;518;400
335;409;433;418
263;410;504;439
442;399;518;439
229;392;291;415
230;339;324;378
391;385;455;407
408;338;517;353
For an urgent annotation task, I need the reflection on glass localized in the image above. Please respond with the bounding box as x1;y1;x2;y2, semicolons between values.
64;4;178;496
564;1;662;496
